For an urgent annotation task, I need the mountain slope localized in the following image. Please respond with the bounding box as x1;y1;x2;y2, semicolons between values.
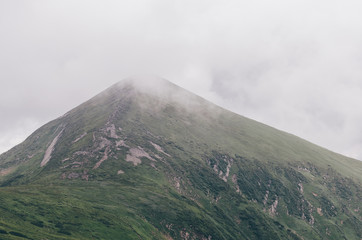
0;77;361;239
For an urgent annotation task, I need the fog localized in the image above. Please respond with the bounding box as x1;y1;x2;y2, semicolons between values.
1;0;362;160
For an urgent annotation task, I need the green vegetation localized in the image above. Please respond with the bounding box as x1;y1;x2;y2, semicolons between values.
0;78;361;239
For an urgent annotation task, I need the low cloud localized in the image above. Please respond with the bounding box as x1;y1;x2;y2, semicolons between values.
0;0;361;159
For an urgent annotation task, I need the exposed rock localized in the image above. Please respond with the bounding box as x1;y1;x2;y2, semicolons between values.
163;234;174;240
150;141;171;157
263;190;270;206
297;166;311;172
97;137;112;150
222;159;232;182
72;132;87;143
306;200;315;225
81;170;89;181
173;177;181;191
0;167;14;176
317;208;323;216
309;214;315;225
71;161;83;166
269;197;279;216
117;169;125;174
106;124;120;139
166;223;173;230
213;164;218;173
180;229;190;240
116;140;129;148
129;147;155;162
150;162;158;170
298;183;304;194
154;154;162;160
126;154;142;166
93;146;111;169
210;157;233;182
74;151;88;155
67;172;80;179
232;174;241;193
231;174;238;184
41;128;64;167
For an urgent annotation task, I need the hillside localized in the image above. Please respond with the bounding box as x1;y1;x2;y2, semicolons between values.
0;77;361;239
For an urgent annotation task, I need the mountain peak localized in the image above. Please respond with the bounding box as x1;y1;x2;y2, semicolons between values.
115;75;178;93
100;75;213;115
0;77;361;239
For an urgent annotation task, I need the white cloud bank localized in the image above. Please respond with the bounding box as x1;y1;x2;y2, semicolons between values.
0;0;361;160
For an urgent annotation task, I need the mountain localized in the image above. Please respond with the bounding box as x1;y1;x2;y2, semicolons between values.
0;77;361;240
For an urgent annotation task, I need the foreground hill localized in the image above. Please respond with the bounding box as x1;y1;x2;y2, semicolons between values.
0;77;361;239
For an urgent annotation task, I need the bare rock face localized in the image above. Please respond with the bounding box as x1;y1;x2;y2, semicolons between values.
93;146;111;169
125;147;155;166
41;127;64;167
150;141;171;157
72;132;87;144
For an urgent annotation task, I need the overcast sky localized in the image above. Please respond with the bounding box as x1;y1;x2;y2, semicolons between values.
1;0;362;160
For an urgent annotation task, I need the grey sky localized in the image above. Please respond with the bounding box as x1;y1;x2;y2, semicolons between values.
1;0;362;160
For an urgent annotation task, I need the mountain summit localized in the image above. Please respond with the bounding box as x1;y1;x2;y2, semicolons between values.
0;77;361;239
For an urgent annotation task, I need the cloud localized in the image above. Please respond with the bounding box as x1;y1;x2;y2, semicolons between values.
0;0;361;159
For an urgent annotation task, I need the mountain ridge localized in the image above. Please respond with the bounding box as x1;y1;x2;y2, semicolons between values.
0;77;360;239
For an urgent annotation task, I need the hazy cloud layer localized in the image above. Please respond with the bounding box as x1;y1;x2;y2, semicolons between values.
0;0;361;160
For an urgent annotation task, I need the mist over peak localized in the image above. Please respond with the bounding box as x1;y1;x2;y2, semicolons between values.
0;77;360;239
106;76;216;114
117;75;182;94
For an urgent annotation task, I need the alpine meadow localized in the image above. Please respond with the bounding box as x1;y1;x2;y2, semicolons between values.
0;77;361;239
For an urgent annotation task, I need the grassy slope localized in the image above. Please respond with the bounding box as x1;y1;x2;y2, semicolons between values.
0;79;361;239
